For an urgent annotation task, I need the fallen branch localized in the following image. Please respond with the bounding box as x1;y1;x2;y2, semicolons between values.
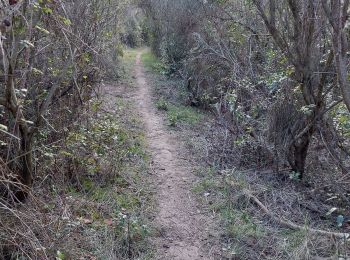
242;188;349;239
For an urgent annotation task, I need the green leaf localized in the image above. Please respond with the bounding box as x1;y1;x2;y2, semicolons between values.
35;25;50;34
21;119;34;125
42;7;53;15
56;250;65;260
0;124;8;131
326;207;337;216
58;15;72;26
21;40;35;48
63;18;72;26
32;68;44;75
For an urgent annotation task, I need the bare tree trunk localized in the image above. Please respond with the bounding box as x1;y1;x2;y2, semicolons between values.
12;131;34;202
288;130;312;179
322;0;350;112
252;0;324;178
4;65;33;201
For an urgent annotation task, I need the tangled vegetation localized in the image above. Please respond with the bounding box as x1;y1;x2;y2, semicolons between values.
0;1;152;259
141;0;350;258
3;0;350;259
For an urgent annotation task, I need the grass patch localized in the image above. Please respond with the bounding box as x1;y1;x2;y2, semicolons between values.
279;229;308;251
120;48;139;85
193;166;224;193
192;168;269;258
141;50;168;74
192;167;345;259
193;177;217;194
155;97;169;111
222;207;265;240
166;104;203;126
140;49;205;127
196;170;261;239
123;48;139;63
155;97;203;127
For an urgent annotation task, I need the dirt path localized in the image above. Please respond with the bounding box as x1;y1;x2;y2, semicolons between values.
133;51;214;259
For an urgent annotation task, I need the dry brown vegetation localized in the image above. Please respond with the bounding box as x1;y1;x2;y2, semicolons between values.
3;0;350;259
141;0;350;258
0;1;152;258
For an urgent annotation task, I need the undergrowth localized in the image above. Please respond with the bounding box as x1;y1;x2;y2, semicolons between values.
165;104;203;126
141;47;350;259
60;97;152;259
141;51;168;74
0;49;153;260
192;166;350;259
141;49;204;128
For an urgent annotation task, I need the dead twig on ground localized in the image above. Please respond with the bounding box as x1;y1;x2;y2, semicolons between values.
241;187;349;239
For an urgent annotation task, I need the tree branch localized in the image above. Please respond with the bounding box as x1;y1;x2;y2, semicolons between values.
242;188;349;239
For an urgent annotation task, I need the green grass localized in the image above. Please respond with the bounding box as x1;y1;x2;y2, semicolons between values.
223;208;265;240
141;49;204;127
166;104;203;126
123;48;139;63
120;48;139;85
155;97;169;111
279;229;308;251
193;167;265;245
193;177;217;194
155;97;204;127
141;50;168;74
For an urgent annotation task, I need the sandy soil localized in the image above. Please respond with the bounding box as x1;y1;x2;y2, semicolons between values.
132;51;215;259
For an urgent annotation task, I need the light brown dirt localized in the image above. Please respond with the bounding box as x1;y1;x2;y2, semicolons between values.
133;51;215;259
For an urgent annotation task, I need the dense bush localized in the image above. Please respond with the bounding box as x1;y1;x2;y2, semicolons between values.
0;0;132;199
141;0;350;179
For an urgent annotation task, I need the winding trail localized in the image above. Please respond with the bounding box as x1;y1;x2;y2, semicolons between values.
133;51;214;259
